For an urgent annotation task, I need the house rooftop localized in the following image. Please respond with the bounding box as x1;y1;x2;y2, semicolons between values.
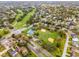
71;33;76;37
27;29;34;35
72;38;79;42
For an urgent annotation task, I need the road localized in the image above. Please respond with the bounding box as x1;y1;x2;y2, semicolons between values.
27;43;45;57
28;38;53;57
62;33;69;57
1;24;33;40
62;30;79;57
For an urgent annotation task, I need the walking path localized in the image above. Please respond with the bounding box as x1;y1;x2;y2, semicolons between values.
62;33;69;57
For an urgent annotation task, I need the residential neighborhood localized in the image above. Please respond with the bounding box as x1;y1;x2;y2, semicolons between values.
0;1;79;57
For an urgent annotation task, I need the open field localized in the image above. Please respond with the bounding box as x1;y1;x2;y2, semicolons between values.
37;30;61;44
14;8;36;29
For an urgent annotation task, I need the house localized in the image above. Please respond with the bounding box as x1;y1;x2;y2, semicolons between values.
72;37;79;47
11;51;17;57
20;47;28;56
27;29;34;35
8;49;17;57
13;30;21;35
71;33;76;37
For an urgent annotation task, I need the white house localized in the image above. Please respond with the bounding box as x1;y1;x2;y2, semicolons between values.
72;37;79;47
13;30;21;35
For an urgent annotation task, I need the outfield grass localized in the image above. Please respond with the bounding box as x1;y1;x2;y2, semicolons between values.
14;8;36;29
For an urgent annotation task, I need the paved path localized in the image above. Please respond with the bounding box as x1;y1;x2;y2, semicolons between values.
62;33;69;57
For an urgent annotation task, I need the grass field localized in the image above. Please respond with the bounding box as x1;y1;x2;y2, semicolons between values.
14;8;36;29
37;30;60;44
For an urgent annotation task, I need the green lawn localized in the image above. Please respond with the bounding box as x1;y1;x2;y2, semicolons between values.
27;51;36;57
14;8;36;29
0;29;5;37
12;9;24;25
67;47;71;54
22;29;30;36
0;29;9;38
15;9;24;20
0;44;5;52
37;30;60;44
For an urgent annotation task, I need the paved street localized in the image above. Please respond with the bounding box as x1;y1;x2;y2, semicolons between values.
27;43;45;57
62;33;69;57
28;39;53;57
